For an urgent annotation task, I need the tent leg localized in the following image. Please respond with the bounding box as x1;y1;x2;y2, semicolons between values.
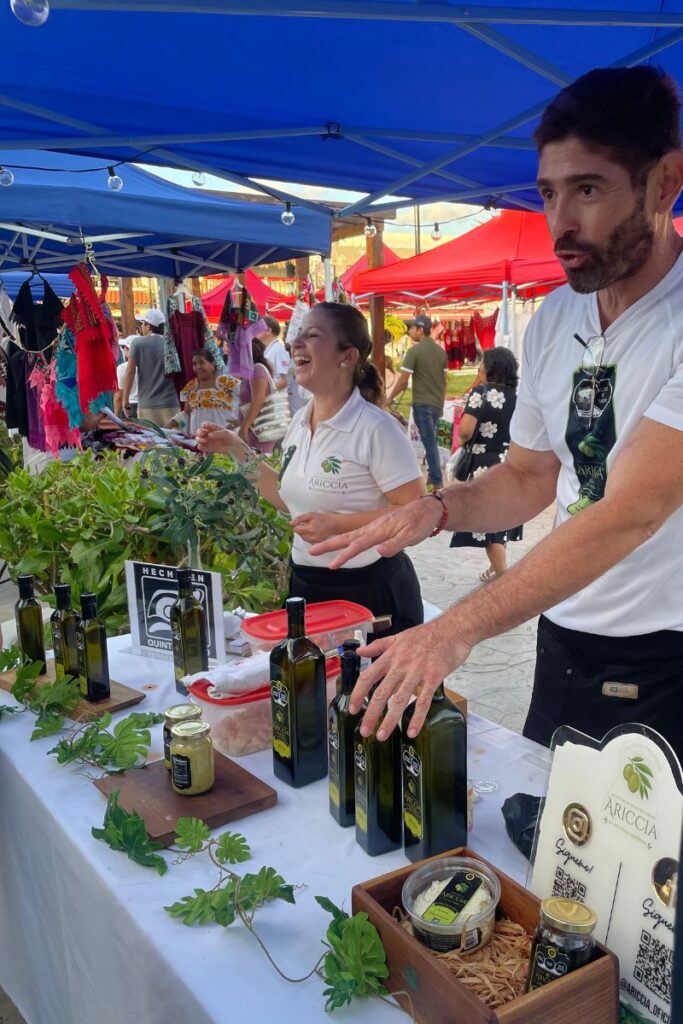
366;223;385;377
510;286;518;356
501;280;509;343
323;256;333;300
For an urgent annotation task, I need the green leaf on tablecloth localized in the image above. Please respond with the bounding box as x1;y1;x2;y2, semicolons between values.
30;710;66;740
0;646;22;672
92;790;167;875
28;676;80;716
315;896;349;931
0;704;20;720
94;715;155;770
210;881;238;927
165;888;217;926
49;722;103;764
237;867;296;914
214;831;251;865
318;906;389;1012
174;817;211;853
10;659;44;702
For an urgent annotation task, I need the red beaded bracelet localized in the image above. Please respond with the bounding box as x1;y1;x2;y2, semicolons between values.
422;490;449;537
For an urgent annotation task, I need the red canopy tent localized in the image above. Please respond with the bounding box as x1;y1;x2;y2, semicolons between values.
316;243;400;301
351;211;566;303
201;270;296;322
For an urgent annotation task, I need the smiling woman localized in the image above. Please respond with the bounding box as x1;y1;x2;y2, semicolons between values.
197;302;427;633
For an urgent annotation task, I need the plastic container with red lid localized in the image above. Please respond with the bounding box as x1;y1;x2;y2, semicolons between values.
187;679;272;757
241;599;373;656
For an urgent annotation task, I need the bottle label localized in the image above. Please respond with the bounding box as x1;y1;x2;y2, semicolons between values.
51;622;64;679
402;744;424;840
163;724;173;769
271;680;292;760
171;753;192;790
422;872;483;926
171;619;184;681
328;717;340;807
354;742;368;832
76;629;87;698
528;940;573;991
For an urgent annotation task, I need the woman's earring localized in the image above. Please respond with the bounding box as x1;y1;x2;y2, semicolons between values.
339;362;348;367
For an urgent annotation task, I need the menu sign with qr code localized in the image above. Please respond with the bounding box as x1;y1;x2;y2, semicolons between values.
124;561;225;664
529;726;682;1024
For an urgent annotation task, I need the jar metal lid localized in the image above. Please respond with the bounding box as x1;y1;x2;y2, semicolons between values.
540;897;597;934
164;703;201;722
171;720;210;740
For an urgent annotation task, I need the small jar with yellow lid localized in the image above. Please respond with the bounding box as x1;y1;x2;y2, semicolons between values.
170;720;215;796
163;703;202;770
526;897;597;992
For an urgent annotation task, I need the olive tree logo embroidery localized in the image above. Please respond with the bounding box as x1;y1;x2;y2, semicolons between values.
321;455;342;475
623;757;653;799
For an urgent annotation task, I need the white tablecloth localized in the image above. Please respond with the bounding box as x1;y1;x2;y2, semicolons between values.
0;636;550;1024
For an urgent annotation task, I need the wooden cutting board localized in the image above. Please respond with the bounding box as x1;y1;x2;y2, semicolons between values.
0;658;145;722
94;752;278;846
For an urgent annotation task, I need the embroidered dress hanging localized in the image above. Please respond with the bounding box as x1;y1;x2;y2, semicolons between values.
28;357;82;457
473;309;499;351
62;264;118;411
216;283;264;381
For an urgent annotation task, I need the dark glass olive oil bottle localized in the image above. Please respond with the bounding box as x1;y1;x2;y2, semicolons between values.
76;593;110;701
50;583;79;681
270;597;327;788
15;574;46;674
328;650;363;827
401;683;467;862
354;703;402;856
170;569;209;696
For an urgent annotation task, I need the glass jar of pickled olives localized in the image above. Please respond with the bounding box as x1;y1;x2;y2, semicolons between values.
170;720;214;796
526;897;597;992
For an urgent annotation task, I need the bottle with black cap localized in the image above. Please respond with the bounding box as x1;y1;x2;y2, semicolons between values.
50;583;79;681
76;593;110;701
15;574;46;674
328;649;363;826
170;568;208;696
354;690;402;856
334;637;361;695
270;596;327;787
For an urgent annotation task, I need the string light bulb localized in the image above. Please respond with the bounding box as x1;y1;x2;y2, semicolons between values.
192;171;206;187
10;0;49;27
431;223;442;241
107;166;124;192
281;202;295;226
0;166;15;187
364;219;377;238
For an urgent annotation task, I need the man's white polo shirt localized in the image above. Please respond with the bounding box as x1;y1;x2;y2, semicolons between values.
278;387;421;569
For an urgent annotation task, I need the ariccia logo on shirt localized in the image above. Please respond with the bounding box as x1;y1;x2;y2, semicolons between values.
310;454;347;491
320;455;342;475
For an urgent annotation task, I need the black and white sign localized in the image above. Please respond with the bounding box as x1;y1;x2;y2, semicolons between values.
124;561;225;663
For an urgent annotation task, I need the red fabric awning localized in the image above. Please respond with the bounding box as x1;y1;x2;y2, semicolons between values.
351;211;566;300
315;243;400;301
202;270;296;321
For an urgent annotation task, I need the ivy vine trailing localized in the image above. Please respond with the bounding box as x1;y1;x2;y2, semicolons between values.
91;796;395;1015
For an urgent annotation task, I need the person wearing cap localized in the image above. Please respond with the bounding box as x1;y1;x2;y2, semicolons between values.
386;313;448;489
121;309;180;426
114;337;138;417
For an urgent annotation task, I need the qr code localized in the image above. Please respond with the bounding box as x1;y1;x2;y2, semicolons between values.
634;928;673;1004
551;866;587;903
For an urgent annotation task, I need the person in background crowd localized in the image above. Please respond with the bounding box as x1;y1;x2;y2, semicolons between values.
197;302;426;633
384;354;398;396
257;315;288;390
451;348;523;581
310;66;683;764
122;309;179;426
167;348;239;436
386;313;448;490
237;338;278;454
115;337;138;417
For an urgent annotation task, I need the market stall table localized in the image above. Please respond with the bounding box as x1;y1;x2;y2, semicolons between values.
0;636;551;1024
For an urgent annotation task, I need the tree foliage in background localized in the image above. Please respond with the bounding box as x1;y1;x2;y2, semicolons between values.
0;449;291;631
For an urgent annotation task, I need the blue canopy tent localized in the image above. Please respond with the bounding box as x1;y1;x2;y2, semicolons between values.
0;270;73;299
0;2;682;219
0;150;331;277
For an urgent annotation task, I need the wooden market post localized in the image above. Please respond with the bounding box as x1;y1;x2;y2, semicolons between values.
118;277;137;336
366;222;385;378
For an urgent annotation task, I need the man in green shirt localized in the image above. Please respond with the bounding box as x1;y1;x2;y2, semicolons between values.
387;314;447;488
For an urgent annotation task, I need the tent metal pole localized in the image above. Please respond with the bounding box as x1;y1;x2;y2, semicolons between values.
458;23;572;85
0;126;328;153
502;281;509;339
510;287;518;355
351;127;536;149
323;257;333;301
47;1;683;29
364;181;539;215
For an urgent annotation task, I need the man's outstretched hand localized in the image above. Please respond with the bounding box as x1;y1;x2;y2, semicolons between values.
308;497;443;568
350;618;473;740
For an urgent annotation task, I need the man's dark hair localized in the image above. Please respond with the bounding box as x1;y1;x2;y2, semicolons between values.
535;66;681;183
483;347;519;390
263;315;280;337
150;323;164;335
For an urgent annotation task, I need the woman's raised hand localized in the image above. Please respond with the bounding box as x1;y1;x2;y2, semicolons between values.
196;422;241;454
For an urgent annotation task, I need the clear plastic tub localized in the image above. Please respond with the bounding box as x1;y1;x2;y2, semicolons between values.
241;600;373;656
402;856;501;954
187;679;272;757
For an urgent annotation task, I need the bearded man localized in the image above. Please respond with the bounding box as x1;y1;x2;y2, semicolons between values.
310;66;683;760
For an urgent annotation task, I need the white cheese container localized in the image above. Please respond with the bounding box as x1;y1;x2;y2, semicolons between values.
402;856;501;953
